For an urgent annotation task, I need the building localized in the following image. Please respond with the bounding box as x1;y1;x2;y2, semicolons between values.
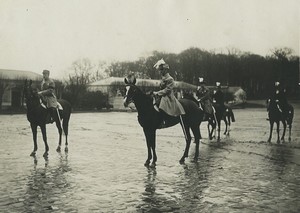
87;77;246;109
88;77;197;109
0;69;42;109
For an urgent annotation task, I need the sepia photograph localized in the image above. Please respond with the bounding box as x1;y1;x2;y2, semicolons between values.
0;0;299;212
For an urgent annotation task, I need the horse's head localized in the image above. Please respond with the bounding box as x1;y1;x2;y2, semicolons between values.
123;77;138;107
23;80;40;108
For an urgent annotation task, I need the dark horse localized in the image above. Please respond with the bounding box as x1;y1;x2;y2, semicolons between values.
181;92;224;141
24;80;72;157
267;99;294;143
222;106;235;135
123;77;204;166
209;105;235;137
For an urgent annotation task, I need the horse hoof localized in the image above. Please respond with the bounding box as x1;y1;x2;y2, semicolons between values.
65;147;69;152
43;152;48;157
144;161;150;167
150;163;156;168
179;159;185;164
56;147;61;153
30;152;36;157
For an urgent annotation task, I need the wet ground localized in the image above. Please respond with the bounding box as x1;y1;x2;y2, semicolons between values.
0;105;300;212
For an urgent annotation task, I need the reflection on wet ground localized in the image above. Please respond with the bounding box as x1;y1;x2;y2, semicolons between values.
0;107;300;212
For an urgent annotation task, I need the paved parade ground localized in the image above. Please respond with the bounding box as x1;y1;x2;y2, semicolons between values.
1;104;300;212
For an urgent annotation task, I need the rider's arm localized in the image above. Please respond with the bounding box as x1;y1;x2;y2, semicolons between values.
156;78;174;96
39;80;55;96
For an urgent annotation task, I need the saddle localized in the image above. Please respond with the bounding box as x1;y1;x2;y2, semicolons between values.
40;99;63;111
152;97;178;129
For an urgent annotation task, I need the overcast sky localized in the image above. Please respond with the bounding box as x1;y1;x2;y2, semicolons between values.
0;0;299;79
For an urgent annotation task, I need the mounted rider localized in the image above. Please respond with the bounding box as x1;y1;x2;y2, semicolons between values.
212;82;226;112
38;69;58;123
196;77;215;121
268;81;288;118
153;59;185;128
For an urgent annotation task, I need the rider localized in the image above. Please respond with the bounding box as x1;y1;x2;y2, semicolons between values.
268;81;288;118
196;77;214;121
213;82;226;112
38;69;58;123
153;59;185;128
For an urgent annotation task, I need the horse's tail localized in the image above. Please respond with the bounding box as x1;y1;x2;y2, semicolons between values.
229;108;235;122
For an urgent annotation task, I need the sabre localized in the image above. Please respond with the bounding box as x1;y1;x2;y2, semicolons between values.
56;108;65;135
179;115;188;141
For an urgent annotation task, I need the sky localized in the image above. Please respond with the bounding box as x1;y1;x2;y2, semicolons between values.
0;0;299;79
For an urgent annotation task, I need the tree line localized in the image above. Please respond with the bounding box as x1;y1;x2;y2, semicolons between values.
63;47;299;107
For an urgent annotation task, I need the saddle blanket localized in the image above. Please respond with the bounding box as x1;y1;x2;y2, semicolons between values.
41;101;63;110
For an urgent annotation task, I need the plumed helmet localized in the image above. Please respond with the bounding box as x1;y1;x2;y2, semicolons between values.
275;81;280;86
198;77;206;85
216;82;221;87
153;58;169;70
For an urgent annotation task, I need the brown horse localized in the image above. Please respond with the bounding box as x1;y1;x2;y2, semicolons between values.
24;80;72;157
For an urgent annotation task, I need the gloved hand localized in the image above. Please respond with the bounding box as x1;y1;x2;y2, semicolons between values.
153;91;158;96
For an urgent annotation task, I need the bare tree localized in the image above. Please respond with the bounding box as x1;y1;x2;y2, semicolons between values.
0;75;10;110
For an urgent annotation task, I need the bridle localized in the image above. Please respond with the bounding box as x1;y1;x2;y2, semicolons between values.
124;84;137;106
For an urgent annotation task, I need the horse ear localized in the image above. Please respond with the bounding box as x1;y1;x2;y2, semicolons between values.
132;77;136;85
124;78;129;85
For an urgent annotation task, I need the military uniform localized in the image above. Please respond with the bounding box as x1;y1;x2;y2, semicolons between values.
196;85;213;115
40;78;58;108
213;86;225;111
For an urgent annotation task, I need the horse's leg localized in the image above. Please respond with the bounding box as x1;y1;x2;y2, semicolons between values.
63;117;70;152
143;128;154;166
276;121;280;144
30;123;38;156
207;123;212;140
223;118;228;135
208;119;215;140
151;130;157;167
217;119;221;142
281;120;286;142
267;121;274;143
40;125;49;157
288;123;292;142
227;115;231;135
180;125;191;164
55;119;63;153
191;125;201;162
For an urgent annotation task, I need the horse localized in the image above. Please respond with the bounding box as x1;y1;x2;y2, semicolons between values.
123;77;204;166
267;99;294;143
286;104;294;141
181;92;224;141
222;105;235;135
209;105;235;137
23;80;72;157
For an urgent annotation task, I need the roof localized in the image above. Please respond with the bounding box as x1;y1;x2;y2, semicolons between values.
0;69;42;80
89;77;197;90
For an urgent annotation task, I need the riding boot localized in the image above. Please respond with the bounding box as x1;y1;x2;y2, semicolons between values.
46;108;55;124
